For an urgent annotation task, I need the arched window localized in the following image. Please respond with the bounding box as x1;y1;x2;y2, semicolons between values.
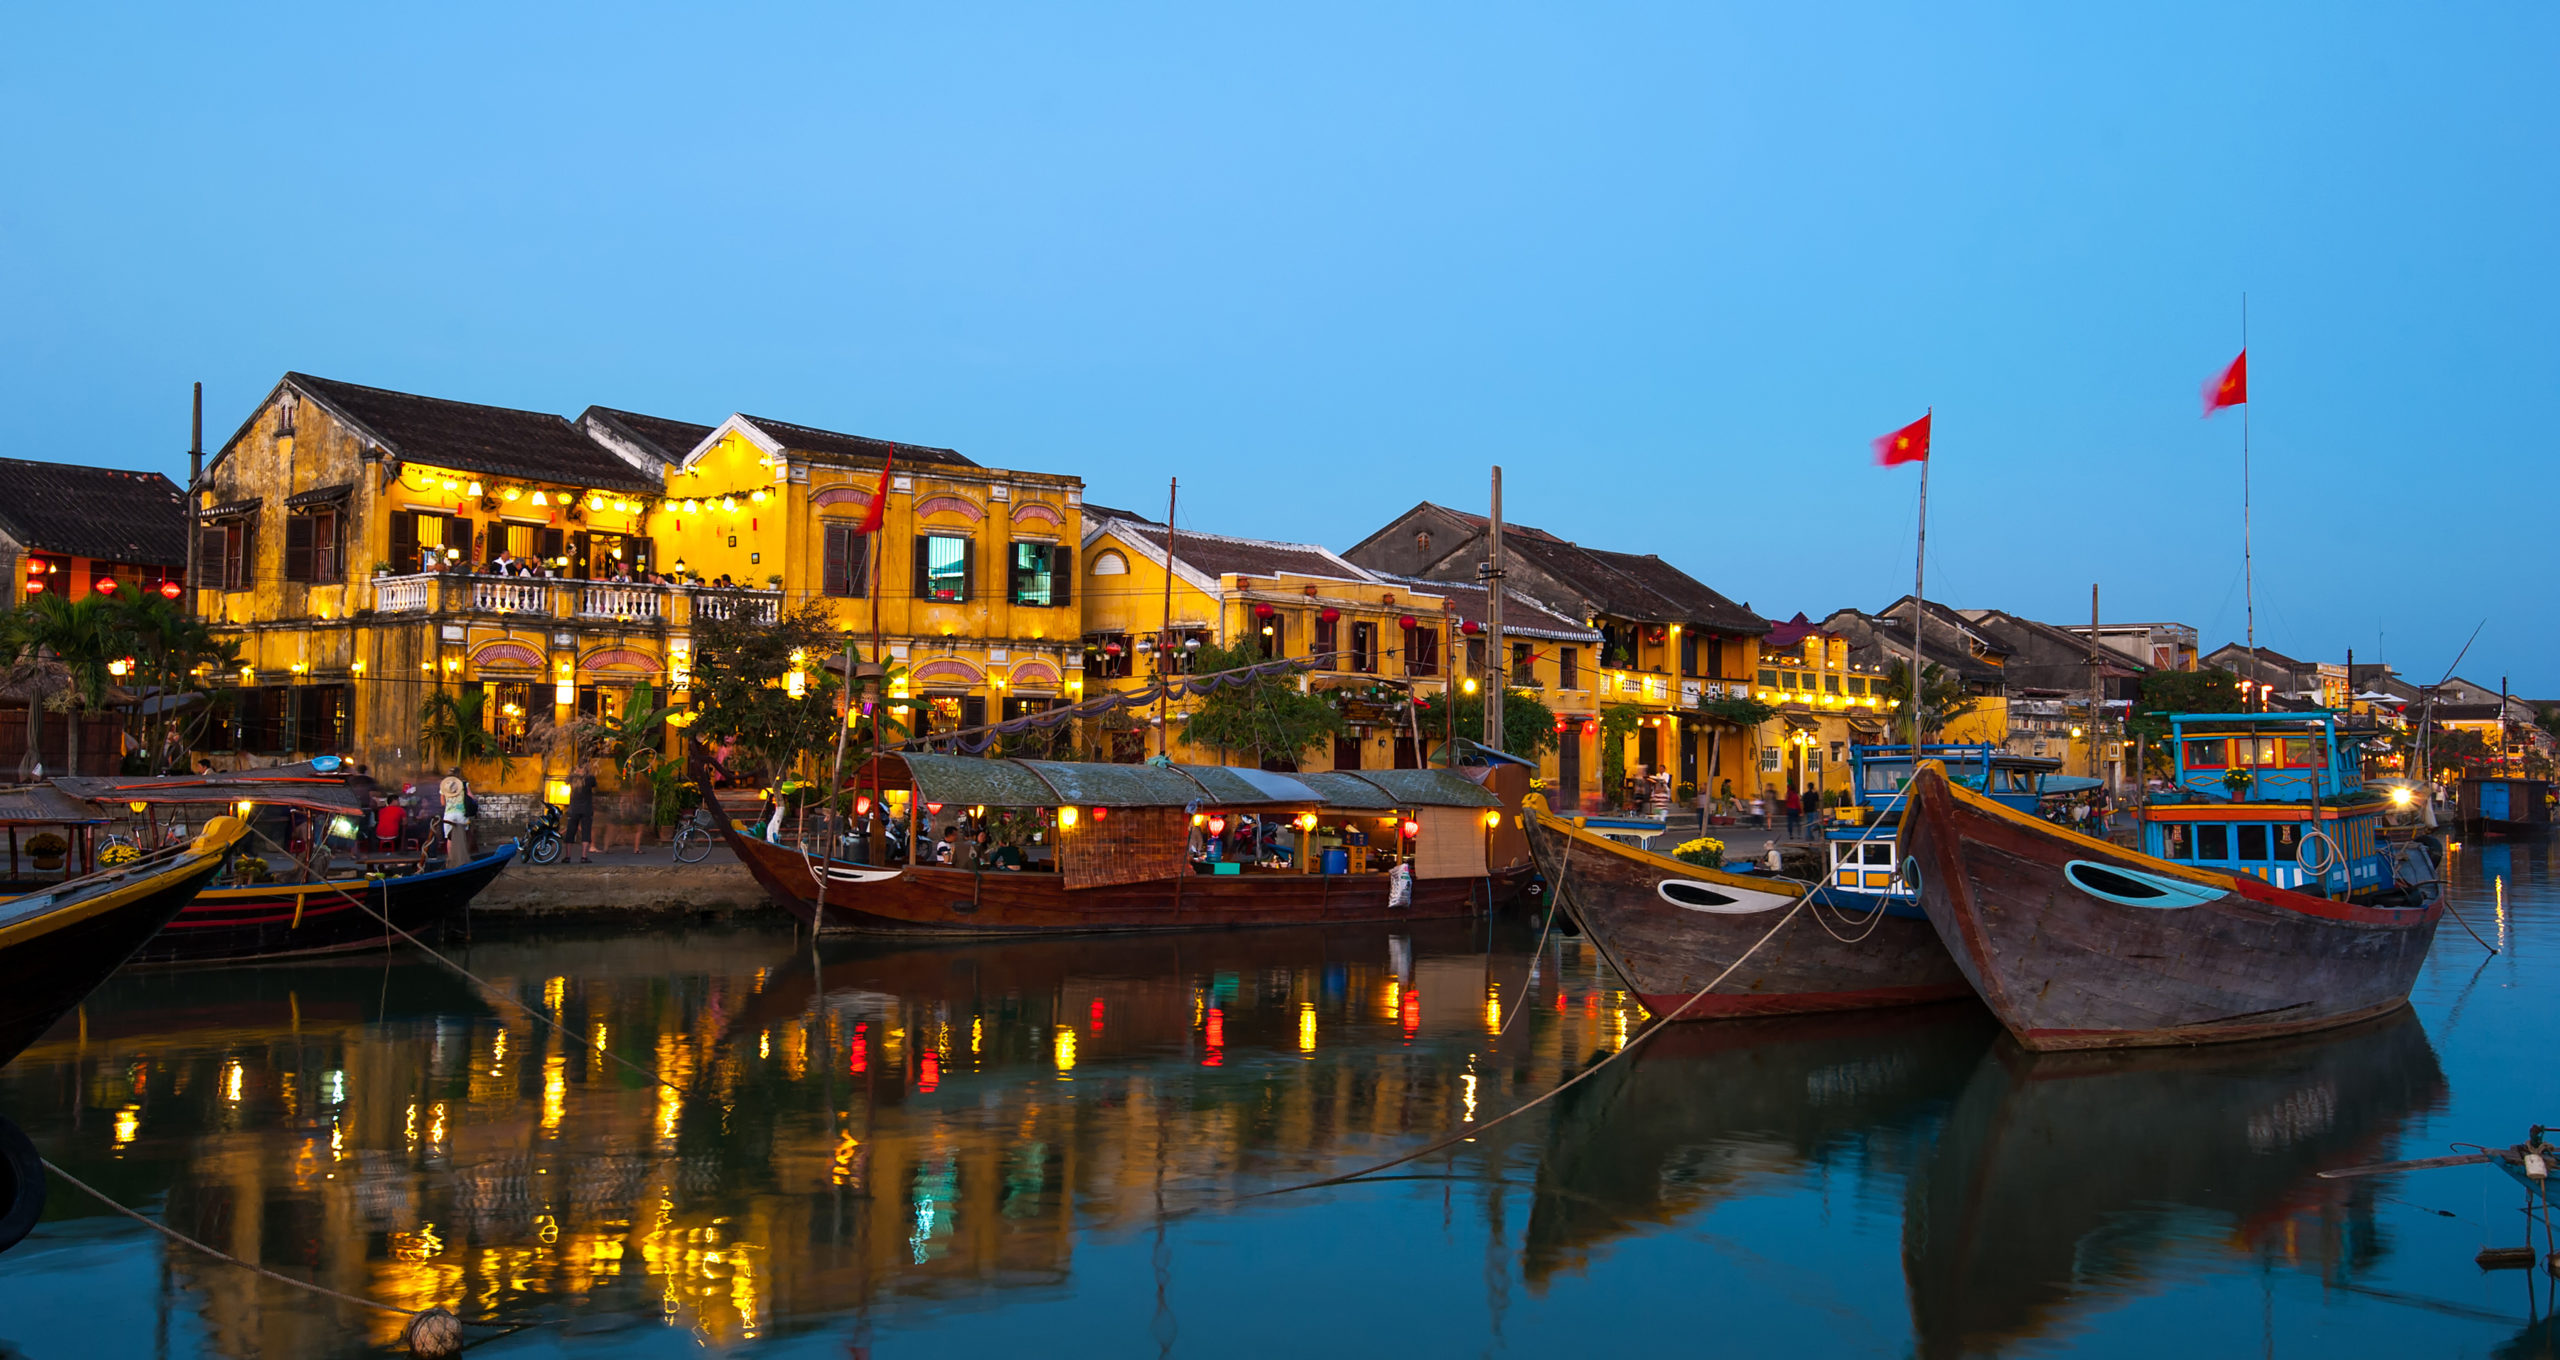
1090;550;1129;576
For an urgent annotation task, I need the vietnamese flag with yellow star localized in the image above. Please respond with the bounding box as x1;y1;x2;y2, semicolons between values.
2204;350;2247;415
1873;413;1931;466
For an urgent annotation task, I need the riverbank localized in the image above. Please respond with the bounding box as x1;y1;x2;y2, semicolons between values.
468;848;772;919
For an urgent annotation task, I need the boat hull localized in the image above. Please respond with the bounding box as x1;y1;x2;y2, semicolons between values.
129;845;519;965
1903;763;2443;1051
1522;808;1973;1019
0;820;245;1067
725;827;1519;935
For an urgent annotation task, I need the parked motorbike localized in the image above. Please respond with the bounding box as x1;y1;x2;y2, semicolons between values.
525;804;565;866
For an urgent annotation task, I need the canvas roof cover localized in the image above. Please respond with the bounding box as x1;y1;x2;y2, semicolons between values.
1332;769;1503;809
896;754;1063;810
0;784;111;826
1016;760;1209;808
53;771;375;817
1175;765;1322;807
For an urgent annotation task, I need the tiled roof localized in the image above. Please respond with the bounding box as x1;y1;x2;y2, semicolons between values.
1101;516;1371;584
1372;573;1597;640
1504;533;1766;634
286;373;662;492
0;457;188;566
737;415;976;469
580;407;716;464
1760;612;1832;649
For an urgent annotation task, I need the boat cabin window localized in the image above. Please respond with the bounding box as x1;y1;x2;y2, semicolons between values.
1860;763;1911;792
2183;739;2226;768
1996;768;2038;794
2161;824;2190;859
2196;825;2229;860
2271;824;2300;859
1860;840;1893;865
2282;738;2324;768
2236;825;2269;861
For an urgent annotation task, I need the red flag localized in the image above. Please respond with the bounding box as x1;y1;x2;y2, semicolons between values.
2204;350;2246;415
1873;413;1931;466
855;452;894;534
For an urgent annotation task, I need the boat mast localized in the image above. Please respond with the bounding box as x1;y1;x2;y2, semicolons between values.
1909;414;1929;751
2089;583;2102;791
2240;294;2255;712
1484;466;1505;756
1156;477;1179;759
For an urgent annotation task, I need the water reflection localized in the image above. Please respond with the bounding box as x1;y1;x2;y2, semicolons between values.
1903;1011;2448;1358
1523;1003;1997;1286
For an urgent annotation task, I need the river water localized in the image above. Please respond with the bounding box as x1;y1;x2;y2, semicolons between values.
0;841;2552;1358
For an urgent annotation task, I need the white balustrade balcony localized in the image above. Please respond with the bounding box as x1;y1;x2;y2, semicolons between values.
372;573;437;613
692;588;781;623
472;578;552;614
580;584;664;621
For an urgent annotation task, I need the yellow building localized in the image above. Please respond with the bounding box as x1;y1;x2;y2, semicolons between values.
197;375;1081;809
1078;509;1463;769
1742;613;1897;806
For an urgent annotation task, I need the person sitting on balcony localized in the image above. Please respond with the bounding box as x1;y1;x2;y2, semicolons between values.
490;552;519;576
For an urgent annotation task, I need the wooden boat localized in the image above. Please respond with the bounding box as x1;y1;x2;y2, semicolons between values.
54;768;518;964
0;816;247;1067
2456;775;2550;837
1520;798;1973;1019
1904;1010;2444;1359
1902;710;2447;1051
723;753;1529;935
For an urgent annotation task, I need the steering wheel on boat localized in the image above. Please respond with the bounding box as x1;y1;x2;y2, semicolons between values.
2297;830;2340;876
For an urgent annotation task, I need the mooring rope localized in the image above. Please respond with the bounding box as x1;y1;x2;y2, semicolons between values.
1800;786;1910;946
1245;887;1815;1200
1495;835;1570;1038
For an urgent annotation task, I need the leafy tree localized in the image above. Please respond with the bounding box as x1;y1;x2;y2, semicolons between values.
687;599;844;786
1177;640;1343;768
1692;694;1777;728
2124;667;2243;745
1598;703;1648;807
418;685;508;772
104;591;241;771
570;682;674;776
1413;687;1559;761
1879;660;1981;741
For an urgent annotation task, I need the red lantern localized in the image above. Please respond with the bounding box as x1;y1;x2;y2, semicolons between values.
1398;615;1416;631
1462;621;1482;635
1581;719;1597;736
1553;716;1567;732
1400;819;1420;839
925;802;943;815
93;577;117;595
1253;603;1274;618
1103;641;1123;655
158;579;183;600
854;794;873;816
1207;815;1226;836
1092;806;1108;821
1319;607;1341;622
22;580;42;594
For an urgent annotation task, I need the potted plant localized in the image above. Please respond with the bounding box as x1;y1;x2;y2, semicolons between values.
764;572;784;589
1672;836;1724;869
372;560;394;577
2221;767;2255;797
25;832;68;871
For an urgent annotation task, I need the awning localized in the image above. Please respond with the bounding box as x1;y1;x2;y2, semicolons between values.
1298;769;1501;810
53;768;374;816
285;483;354;508
0;784;111;827
1783;714;1823;731
199;498;263;521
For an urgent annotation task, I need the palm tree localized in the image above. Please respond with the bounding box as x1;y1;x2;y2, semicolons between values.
418;686;507;772
10;595;123;776
570;683;675;777
104;592;240;771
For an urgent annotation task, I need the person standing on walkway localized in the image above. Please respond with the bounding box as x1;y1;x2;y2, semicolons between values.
439;766;469;868
563;762;598;863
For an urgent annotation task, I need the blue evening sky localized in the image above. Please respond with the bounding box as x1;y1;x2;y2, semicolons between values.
5;4;2551;688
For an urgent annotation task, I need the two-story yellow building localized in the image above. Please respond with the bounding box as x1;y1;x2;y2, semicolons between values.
197;374;1081;808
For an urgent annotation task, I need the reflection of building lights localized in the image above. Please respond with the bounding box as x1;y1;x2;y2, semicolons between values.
1090;997;1106;1035
849;1023;867;1074
1203;1007;1224;1066
1297;1002;1317;1056
428;1102;448;1148
1484;985;1502;1034
970;1015;983;1056
542;1054;566;1133
833;1132;862;1187
112;1105;140;1151
1401;989;1420;1039
918;1051;940;1092
1053;1026;1077;1076
1461;1071;1479;1122
220;1059;244;1104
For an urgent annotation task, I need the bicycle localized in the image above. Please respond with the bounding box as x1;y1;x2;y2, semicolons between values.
671;807;718;864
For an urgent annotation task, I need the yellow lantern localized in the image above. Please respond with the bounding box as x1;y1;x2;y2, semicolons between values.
1058;807;1080;829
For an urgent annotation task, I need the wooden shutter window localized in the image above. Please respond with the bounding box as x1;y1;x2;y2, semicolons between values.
912;535;932;600
823;524;852;597
961;538;977;603
284;513;314;583
390;513;419;574
1053;545;1072;608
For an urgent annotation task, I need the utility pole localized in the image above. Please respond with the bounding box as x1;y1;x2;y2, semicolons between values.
2088;584;2102;789
184;382;203;622
1155;478;1179;760
1481;467;1506;754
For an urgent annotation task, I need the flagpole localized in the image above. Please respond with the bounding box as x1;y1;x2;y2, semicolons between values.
2240;294;2254;712
1910;408;1929;751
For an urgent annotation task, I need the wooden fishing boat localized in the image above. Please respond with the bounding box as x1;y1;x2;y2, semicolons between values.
1904;1009;2444;1359
1901;711;2447;1051
0;816;247;1067
1811;742;2058;917
53;768;518;964
723;753;1528;935
2455;775;2550;837
1521;798;1973;1019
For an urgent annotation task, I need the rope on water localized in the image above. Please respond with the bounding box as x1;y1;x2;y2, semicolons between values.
41;1158;488;1354
1245;887;1816;1200
242;826;683;1097
2439;897;2498;956
1495;835;1570;1038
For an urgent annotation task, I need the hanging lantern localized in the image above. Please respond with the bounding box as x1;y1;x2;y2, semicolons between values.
93;577;117;594
1400;819;1420;839
158;579;183;600
1091;806;1108;822
1253;603;1274;618
1462;620;1482;635
1398;615;1416;631
1319;607;1341;622
1207;816;1227;836
683;499;701;514
531;490;548;507
854;794;873;816
1057;806;1079;828
925;802;943;815
1295;812;1318;831
1103;641;1123;656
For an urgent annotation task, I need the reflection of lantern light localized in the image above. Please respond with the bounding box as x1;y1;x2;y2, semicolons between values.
918;1051;939;1092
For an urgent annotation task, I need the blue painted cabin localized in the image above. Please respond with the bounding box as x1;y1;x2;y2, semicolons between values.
1818;743;2061;913
2140;712;2394;897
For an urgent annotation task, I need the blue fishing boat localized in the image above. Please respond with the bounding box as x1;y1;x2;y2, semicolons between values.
1811;743;2060;918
